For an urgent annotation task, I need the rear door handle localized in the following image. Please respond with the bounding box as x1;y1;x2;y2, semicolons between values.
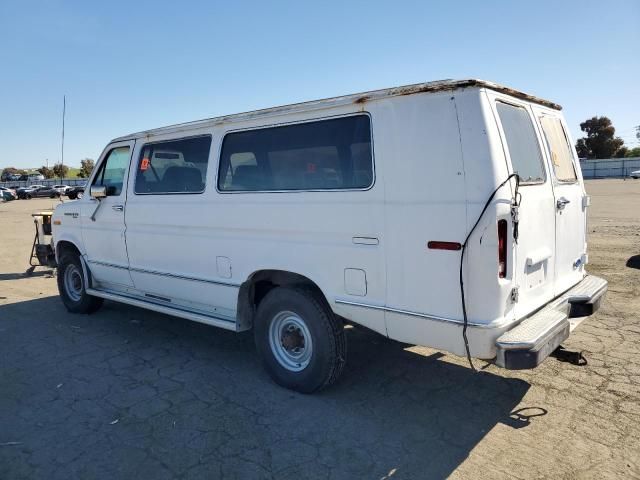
112;205;124;212
556;197;570;210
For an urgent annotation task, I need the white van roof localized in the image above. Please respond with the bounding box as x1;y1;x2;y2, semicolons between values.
113;79;561;142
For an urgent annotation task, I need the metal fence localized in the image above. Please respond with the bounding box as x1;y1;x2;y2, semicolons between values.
3;158;639;187
0;178;87;189
580;157;640;179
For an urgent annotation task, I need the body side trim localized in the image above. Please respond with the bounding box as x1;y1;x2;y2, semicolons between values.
334;298;508;329
87;260;241;288
86;287;237;330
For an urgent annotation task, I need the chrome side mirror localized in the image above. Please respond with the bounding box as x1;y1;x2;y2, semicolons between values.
90;185;107;199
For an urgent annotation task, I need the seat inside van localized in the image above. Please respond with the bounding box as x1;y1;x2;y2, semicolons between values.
232;165;262;190
161;166;203;192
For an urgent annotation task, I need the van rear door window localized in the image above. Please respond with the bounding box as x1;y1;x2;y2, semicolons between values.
218;115;373;192
496;103;546;184
539;116;577;182
135;136;212;194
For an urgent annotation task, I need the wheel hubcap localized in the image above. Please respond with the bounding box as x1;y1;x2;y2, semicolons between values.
64;264;83;302
268;311;313;372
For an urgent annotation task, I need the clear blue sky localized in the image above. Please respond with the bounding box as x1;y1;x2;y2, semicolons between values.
1;0;638;169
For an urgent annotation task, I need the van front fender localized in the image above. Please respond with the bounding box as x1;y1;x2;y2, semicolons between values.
53;233;86;264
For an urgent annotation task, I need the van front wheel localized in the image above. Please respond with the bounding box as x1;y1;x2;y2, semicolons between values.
56;253;103;314
254;287;346;393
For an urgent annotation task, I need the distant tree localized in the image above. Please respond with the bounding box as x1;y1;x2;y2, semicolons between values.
52;163;69;179
78;158;95;178
575;116;625;159
614;146;628;158
1;167;27;181
575;138;589;158
636;125;640;142
37;166;55;179
625;146;640;158
1;167;17;180
2;167;21;176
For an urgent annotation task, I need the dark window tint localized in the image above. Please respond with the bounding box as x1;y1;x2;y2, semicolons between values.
218;115;373;191
135;136;211;194
496;103;546;184
92;146;130;196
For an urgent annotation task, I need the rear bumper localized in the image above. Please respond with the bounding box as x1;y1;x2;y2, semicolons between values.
495;275;607;369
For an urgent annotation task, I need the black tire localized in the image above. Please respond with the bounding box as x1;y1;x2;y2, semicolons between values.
50;194;56;198
68;192;77;200
26;194;32;199
56;253;103;314
254;287;346;393
76;191;84;199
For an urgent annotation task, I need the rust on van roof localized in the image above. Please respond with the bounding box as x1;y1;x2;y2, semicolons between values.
114;79;561;141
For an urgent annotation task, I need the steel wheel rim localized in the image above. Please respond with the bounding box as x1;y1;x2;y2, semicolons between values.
268;311;313;372
64;264;83;302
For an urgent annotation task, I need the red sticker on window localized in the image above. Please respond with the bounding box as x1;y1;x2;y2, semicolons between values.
140;158;150;171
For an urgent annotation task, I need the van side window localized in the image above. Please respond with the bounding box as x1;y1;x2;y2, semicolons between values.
539;116;577;182
135;136;212;194
92;146;130;196
218;115;373;191
496;103;546;184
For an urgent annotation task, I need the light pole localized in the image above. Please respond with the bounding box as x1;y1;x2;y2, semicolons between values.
61;95;65;182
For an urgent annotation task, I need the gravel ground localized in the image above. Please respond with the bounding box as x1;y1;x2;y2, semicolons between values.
0;179;638;479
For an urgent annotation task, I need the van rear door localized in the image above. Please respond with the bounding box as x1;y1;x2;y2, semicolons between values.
535;111;586;295
491;99;557;319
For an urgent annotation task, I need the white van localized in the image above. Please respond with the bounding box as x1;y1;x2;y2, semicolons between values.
52;79;607;392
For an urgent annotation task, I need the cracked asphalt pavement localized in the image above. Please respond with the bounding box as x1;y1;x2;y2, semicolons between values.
1;179;639;479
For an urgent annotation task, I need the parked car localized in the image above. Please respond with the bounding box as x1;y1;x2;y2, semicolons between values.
16;185;45;199
52;79;607;393
52;184;71;195
27;186;62;199
27;173;45;182
66;184;86;199
0;186;17;201
630;170;640;179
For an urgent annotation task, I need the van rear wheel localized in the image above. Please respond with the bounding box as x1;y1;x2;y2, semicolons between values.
56;253;103;314
254;287;346;393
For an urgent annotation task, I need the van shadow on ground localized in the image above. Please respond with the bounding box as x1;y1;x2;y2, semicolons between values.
626;255;640;270
0;270;55;281
0;296;539;479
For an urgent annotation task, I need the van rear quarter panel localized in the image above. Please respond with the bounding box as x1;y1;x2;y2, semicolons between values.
382;89;518;355
455;88;516;325
381;92;467;323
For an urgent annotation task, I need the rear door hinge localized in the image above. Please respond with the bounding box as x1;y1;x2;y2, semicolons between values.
511;287;519;303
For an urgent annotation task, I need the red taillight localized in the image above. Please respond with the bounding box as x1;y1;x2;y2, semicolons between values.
498;219;508;278
427;241;462;251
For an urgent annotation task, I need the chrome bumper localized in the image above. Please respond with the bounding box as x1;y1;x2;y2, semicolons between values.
495;275;608;369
